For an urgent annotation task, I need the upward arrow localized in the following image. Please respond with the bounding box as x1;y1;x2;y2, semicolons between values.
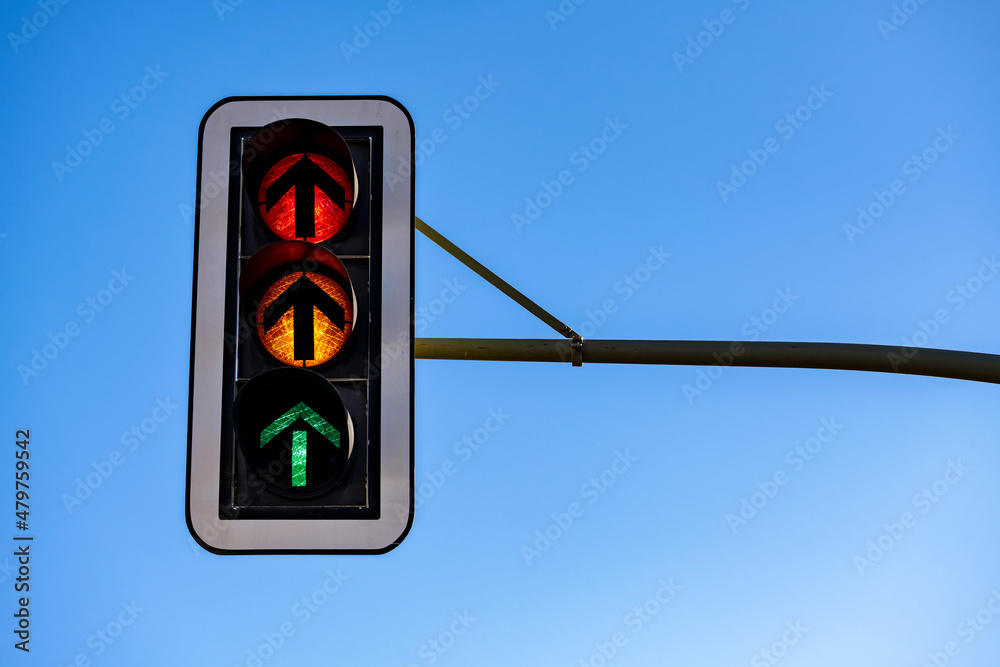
264;154;346;239
260;401;341;488
261;274;347;363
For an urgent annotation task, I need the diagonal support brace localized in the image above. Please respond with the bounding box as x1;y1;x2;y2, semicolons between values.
415;216;579;340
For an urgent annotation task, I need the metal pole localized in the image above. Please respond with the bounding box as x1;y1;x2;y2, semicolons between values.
414;338;1000;386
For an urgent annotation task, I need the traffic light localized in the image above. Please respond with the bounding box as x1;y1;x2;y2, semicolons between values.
187;97;414;554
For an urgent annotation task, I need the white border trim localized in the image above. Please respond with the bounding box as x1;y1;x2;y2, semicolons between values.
187;98;413;553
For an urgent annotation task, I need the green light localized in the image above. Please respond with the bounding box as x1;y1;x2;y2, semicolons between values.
260;402;340;447
292;430;307;487
260;402;341;489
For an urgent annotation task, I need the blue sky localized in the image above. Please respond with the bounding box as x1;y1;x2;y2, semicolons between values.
2;0;1000;665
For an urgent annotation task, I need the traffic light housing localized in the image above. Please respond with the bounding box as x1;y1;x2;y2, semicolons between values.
187;97;414;554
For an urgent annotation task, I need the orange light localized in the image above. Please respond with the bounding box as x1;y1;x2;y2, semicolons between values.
258;153;353;242
255;271;353;367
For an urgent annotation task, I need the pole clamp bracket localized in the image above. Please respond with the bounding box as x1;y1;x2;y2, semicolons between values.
571;335;584;367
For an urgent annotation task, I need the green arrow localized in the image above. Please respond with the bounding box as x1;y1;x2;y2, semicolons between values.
261;402;340;487
291;430;307;487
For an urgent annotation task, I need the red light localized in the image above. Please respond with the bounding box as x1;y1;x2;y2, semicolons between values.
258;153;353;243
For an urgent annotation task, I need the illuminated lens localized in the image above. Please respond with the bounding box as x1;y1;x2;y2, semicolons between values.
255;272;353;367
258;153;353;242
258;401;343;490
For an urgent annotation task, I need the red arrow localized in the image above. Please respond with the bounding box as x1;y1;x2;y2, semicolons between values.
264;154;347;239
